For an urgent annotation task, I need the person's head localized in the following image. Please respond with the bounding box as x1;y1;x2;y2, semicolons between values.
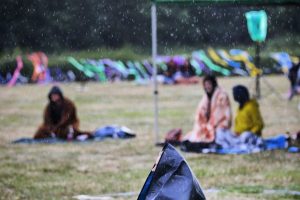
48;86;64;104
166;58;178;76
169;58;177;68
232;85;250;108
203;75;218;97
182;59;190;72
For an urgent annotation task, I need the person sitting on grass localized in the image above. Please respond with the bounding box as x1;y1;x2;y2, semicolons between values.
182;75;232;145
34;86;93;140
173;59;200;84
162;58;178;85
232;85;264;136
215;85;264;149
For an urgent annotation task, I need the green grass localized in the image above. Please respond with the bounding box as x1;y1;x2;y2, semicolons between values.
0;76;300;200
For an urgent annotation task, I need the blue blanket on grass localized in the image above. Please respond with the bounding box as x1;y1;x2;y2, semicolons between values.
214;135;299;154
12;125;136;144
181;134;299;154
213;136;286;154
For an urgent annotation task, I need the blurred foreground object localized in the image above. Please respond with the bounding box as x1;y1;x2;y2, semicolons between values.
137;143;206;200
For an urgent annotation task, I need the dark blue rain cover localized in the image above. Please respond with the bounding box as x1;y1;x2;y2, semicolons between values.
137;143;206;200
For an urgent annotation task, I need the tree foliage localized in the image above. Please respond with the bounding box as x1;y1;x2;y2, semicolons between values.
0;0;299;52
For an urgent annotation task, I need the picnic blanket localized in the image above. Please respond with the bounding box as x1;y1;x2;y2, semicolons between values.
181;133;299;154
12;125;136;144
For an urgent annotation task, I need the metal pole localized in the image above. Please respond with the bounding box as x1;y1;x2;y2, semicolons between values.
151;3;159;144
255;42;261;99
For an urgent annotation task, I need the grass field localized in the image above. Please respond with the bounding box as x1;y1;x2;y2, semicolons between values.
0;75;299;200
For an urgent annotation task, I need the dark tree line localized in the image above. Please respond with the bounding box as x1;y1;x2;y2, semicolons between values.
0;0;299;53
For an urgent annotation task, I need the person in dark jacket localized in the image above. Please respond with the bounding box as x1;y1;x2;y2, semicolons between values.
34;86;93;140
287;60;300;100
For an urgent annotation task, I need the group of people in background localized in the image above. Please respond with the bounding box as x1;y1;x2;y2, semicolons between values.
158;58;200;85
33;75;265;148
2;52;49;87
181;75;265;152
33;75;299;152
181;75;300;152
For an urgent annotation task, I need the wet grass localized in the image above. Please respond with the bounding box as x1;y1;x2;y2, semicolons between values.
0;75;299;200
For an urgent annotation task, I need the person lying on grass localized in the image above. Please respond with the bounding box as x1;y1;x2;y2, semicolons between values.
34;86;93;140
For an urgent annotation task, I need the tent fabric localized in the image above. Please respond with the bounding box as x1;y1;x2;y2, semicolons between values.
137;143;206;200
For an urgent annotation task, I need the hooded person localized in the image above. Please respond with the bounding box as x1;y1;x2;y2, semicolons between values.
34;86;93;140
182;75;232;145
232;85;264;136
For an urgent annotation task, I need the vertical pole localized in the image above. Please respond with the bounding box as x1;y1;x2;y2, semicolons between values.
151;3;159;144
255;42;261;99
